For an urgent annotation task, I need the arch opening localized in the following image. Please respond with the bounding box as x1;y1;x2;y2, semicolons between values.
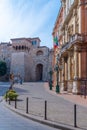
36;64;43;81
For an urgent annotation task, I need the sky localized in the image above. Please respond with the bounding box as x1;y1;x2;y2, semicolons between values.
0;0;61;48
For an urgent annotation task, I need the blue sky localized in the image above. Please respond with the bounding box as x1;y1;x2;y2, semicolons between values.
0;0;61;48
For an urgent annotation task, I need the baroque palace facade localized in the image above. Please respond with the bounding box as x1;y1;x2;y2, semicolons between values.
0;37;53;82
52;0;87;94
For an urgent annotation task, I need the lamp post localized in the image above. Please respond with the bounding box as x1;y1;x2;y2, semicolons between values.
54;55;60;93
54;54;63;93
54;63;60;93
49;69;53;90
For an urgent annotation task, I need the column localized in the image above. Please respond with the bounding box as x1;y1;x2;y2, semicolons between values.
68;52;71;80
78;52;81;78
65;58;68;81
62;0;66;22
65;25;68;42
64;57;68;91
63;31;65;45
72;46;79;94
61;58;65;92
74;46;78;79
67;51;73;92
66;0;69;14
62;58;65;82
59;71;60;82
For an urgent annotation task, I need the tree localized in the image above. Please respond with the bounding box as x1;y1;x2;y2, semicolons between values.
0;61;7;76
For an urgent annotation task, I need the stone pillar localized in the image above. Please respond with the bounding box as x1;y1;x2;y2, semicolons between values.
74;46;78;79
62;0;66;22
68;52;71;80
59;71;60;82
65;25;68;42
72;46;80;94
60;58;65;92
78;52;81;78
67;51;73;92
65;62;67;80
64;57;68;91
62;58;65;81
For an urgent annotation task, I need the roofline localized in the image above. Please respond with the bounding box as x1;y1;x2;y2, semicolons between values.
29;37;41;42
1;42;10;44
52;3;62;35
11;37;27;40
11;37;41;42
38;46;49;49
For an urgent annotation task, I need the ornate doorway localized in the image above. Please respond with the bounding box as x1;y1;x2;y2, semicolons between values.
36;64;43;81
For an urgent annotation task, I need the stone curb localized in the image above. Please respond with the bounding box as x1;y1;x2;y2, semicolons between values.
3;100;80;130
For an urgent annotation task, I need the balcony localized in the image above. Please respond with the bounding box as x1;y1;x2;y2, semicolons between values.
61;33;84;53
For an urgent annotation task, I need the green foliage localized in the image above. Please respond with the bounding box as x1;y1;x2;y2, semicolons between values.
6;89;16;93
0;61;7;76
4;89;18;100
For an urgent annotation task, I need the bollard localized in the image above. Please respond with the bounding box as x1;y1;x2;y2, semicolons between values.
15;97;17;109
26;97;28;114
44;100;47;120
74;104;77;127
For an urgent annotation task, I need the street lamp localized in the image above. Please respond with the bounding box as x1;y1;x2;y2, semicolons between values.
54;54;60;93
54;54;63;93
49;69;53;90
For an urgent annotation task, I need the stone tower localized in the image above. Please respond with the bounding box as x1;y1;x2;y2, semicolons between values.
9;37;53;82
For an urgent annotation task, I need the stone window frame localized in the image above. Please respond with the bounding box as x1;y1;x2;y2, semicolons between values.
36;50;43;56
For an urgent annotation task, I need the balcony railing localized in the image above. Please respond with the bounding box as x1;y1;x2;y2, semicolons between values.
61;33;84;53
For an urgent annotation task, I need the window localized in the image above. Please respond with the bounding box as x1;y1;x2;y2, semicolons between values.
36;50;43;56
70;0;74;5
32;40;37;45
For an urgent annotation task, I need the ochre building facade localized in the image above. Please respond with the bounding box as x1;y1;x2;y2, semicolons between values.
52;0;87;94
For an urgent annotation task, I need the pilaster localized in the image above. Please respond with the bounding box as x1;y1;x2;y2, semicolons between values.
64;57;68;91
74;46;78;79
65;62;68;80
60;57;65;92
78;52;81;78
67;51;73;92
67;52;71;80
72;46;81;94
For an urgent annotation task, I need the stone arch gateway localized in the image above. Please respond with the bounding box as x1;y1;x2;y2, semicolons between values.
36;64;43;81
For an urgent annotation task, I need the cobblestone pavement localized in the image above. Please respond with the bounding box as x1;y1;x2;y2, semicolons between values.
0;82;61;130
0;102;60;130
7;82;87;130
46;85;87;107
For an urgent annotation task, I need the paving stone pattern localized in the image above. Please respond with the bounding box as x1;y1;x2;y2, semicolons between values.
7;82;87;130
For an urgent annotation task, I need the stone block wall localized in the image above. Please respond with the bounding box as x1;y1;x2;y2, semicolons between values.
31;47;49;81
10;52;25;81
0;39;53;82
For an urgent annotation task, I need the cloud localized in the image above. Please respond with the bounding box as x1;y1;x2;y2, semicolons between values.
0;0;61;48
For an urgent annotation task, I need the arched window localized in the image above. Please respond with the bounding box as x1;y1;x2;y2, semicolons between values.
19;46;21;50
24;46;26;50
16;46;18;50
36;50;43;56
22;46;24;50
